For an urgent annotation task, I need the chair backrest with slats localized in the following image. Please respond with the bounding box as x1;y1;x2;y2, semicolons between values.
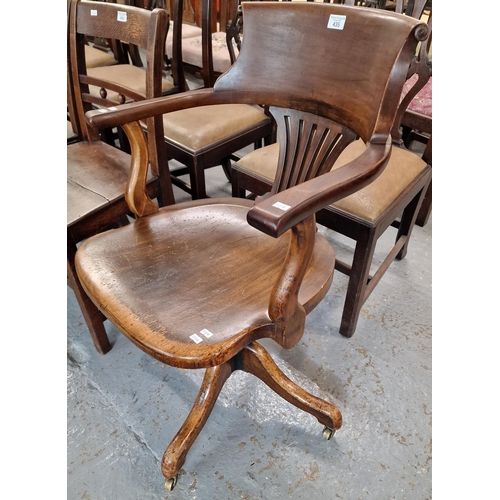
87;1;428;220
214;2;427;195
68;0;171;178
68;0;169;141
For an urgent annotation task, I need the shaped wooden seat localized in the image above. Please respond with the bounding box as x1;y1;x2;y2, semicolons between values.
75;1;427;488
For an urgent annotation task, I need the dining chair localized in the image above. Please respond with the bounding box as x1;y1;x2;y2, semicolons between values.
153;0;274;199
163;0;203;77
67;0;174;354
230;0;432;338
92;0;271;200
75;1;427;487
398;4;432;226
173;0;230;84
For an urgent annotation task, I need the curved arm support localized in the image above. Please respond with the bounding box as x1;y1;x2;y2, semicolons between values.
247;138;392;238
121;121;159;218
269;215;316;349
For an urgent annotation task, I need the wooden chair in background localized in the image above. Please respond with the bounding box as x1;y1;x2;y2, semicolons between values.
149;0;274;198
75;1;427;487
67;0;174;354
399;4;432;226
164;0;203;78
66;0;117;144
179;0;237;86
231;0;432;338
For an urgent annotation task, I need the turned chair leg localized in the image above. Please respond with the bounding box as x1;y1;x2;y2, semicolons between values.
161;341;342;490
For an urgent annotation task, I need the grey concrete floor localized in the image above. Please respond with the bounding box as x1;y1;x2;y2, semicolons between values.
67;154;432;499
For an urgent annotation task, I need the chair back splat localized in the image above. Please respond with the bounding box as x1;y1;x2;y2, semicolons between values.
75;2;427;489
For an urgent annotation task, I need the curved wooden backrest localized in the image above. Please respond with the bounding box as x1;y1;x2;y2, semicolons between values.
215;2;427;143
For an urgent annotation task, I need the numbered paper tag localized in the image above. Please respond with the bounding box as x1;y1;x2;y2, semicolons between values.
190;333;203;344
90;9;97;16
200;329;213;338
117;11;127;22
272;201;291;212
327;14;346;30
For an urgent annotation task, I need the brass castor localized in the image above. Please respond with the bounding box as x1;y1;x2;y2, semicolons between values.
322;427;335;441
164;475;178;491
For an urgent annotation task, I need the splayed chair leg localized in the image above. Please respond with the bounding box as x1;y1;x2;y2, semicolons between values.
162;341;342;489
161;362;232;485
240;341;342;431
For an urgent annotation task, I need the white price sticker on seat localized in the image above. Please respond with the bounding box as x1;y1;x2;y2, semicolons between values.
117;11;127;22
327;14;346;30
200;329;213;338
190;333;203;344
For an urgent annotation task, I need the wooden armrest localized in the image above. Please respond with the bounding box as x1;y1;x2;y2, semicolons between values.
247;139;392;238
85;88;226;130
86;92;391;239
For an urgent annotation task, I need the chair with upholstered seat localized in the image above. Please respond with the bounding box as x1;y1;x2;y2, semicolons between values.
71;0;185;153
177;0;233;83
75;1;427;487
164;0;203;77
153;0;274;199
84;43;117;68
231;0;432;338
67;0;174;354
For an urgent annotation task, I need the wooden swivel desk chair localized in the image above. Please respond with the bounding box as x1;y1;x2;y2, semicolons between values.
75;1;427;488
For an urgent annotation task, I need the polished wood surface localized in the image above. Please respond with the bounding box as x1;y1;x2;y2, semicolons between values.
75;1;427;487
